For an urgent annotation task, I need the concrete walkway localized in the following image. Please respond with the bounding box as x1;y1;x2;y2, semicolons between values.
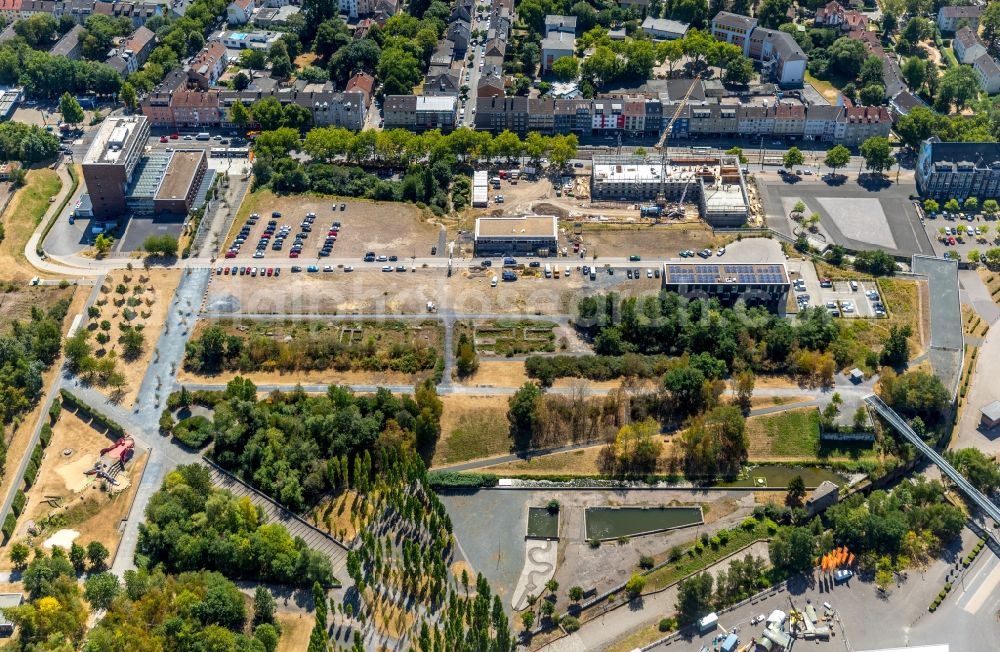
539;541;770;652
959;269;1000;325
952;322;1000;456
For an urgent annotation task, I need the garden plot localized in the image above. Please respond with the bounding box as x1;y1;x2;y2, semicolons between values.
458;319;558;356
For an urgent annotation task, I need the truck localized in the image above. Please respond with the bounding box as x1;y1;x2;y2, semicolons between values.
544;263;552;278
697;612;718;634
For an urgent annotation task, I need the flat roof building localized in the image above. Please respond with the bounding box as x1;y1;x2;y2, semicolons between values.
0;593;22;634
661;262;790;312
154;150;208;215
980;400;1000;428
82;115;151;218
474;215;558;256
916;137;1000;200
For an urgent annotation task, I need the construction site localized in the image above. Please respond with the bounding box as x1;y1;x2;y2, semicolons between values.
590;154;751;226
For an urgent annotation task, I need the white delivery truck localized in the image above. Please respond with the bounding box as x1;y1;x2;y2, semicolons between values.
544;263;552;278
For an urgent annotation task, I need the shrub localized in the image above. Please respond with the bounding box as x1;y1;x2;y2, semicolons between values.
658;617;677;632
588;538;601;548
40;424;53;448
638;555;654;570
12;490;26;516
159;410;176;435
426;472;498;488
741;517;758;530
1;513;15;541
48;401;61;424
561;616;580;633
172;415;214;449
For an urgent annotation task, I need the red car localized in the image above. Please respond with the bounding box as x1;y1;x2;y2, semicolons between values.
947;236;957;245
159;136;168;143
225;251;236;258
289;251;299;258
266;268;273;276
224;267;230;274
170;133;179;139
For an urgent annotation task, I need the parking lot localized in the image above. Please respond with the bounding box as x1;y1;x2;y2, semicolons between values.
222;194;442;262
923;213;999;260
786;262;885;319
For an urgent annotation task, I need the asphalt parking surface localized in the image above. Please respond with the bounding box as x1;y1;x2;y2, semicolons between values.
759;175;935;258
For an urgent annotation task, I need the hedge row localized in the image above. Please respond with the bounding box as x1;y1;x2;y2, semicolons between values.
426;472;499;488
48;401;61;424
12;490;26;517
40;423;53;448
165;389;224;411
1;513;15;542
60;389;128;438
963;538;986;567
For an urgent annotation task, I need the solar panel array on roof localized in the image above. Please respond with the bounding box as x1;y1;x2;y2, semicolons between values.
665;263;786;284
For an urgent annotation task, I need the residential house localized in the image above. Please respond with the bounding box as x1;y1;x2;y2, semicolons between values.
835;105;892;145
252;5;300;27
424;66;461;97
888;89;929;120
484;37;506;67
430;40;455;68
227;0;254;24
447;19;471;53
813;1;845;27
618;0;648;10
711;11;758;56
222;89;366;129
803;104;842;141
345;71;375;106
105;26;156;76
50;24;84;60
541;30;575;73
553;98;591;134
937;5;982;33
954;25;987;64
132;3;163;27
478;65;504;98
973;53;1000;94
451;0;474;23
917;137;1000;199
544;15;576;36
383;95;457;131
219;30;281;51
527;98;554;133
640;17;689;40
187;41;228;89
592;99;624;131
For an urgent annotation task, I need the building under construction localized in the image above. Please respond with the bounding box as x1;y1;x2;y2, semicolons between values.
590;154;750;226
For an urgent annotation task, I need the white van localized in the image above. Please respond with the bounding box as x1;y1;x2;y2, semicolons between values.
196;132;211;140
490;275;498;287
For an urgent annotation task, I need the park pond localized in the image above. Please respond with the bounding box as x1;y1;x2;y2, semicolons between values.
585;506;703;540
526;506;559;539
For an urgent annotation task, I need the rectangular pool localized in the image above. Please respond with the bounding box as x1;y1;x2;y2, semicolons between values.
526;507;559;539
585;506;703;540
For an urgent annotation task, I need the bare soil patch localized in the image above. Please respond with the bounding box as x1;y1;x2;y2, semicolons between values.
275;611;314;652
308;490;371;542
90;268;181;406
224;190;440;262
580;223;727;258
456;360;529;387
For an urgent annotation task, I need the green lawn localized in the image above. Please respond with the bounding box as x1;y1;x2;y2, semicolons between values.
747;408;822;459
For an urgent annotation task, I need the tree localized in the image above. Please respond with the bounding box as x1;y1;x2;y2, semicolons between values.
880;324;912;367
860;84;885;106
859;136;893;174
757;0;792;29
253;586;276;626
786;475;806;506
824;144;851;176
828;37;868;77
791;200;806;217
923;198;940;213
120;82;137;111
854;249;898;276
946;448;1000;494
143;234;178;257
551;56;579;81
984;1;1000;52
902;16;931;43
508;382;543;446
733;369;755;412
612;418;663;472
94;233;113;255
568;586;584;602
84;571;121;610
675;573;713;625
725;146;748;163
120;327;145;359
878;369;950;424
658;39;685;76
769;526;815;573
723;54;754;85
965;197;979;212
87;541;109;571
935;65;979;112
520;610;535;630
783;146;804;172
902;57;927;92
625;573;646;597
983;199;999;217
10;543;29;570
230;100;251;128
60;92;85;125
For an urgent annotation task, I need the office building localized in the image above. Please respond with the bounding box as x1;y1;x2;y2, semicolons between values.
473;215;558;256
661;262;790;312
916;138;1000;200
82;115;150;218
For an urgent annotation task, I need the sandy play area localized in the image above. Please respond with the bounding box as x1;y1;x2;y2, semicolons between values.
43;529;80;549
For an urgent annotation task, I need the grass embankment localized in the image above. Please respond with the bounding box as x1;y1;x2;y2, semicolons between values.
746;407;876;462
0;169;62;276
432;396;512;466
642;518;772;592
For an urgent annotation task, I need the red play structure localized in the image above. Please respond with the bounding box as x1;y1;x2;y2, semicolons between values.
84;437;135;485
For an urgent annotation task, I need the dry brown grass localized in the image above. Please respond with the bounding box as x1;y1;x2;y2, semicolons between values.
432;395;512;467
275;611;314;652
456;360;529;387
962;304;990;337
0;169;62;279
308;490;371;542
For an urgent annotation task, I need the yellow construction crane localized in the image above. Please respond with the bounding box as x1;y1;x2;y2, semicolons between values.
655;74;701;155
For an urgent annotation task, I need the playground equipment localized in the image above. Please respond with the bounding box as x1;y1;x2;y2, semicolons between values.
84;437;135;485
